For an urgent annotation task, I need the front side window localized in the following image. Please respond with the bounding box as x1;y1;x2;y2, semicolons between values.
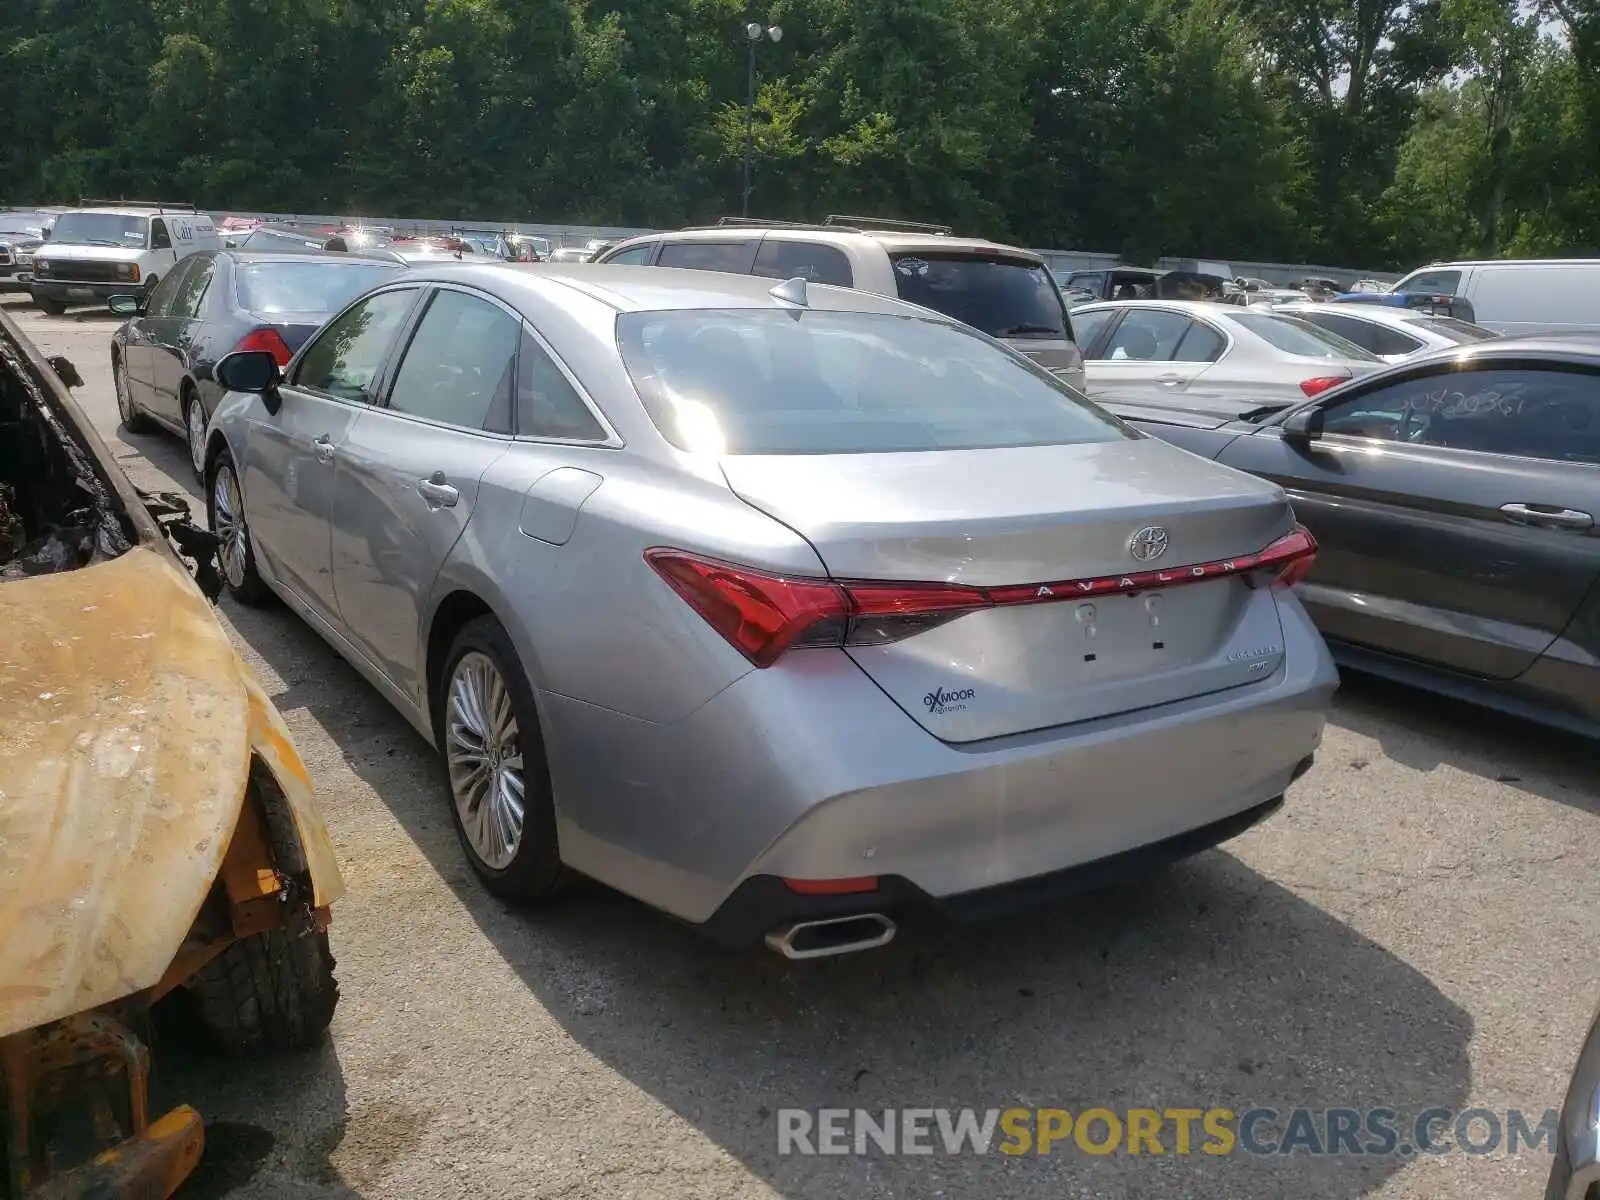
617;308;1128;456
143;257;196;318
168;253;215;318
294;288;417;403
387;289;519;431
603;242;656;266
150;219;172;250
1098;309;1191;361
752;240;853;287
1319;366;1600;463
656;241;756;272
890;254;1069;340
1397;268;1463;295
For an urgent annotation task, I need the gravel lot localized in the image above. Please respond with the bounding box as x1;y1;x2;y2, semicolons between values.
8;294;1597;1199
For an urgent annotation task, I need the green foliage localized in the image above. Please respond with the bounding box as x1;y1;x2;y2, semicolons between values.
1;0;1597;266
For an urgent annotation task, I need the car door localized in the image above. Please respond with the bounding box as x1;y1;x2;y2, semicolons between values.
121;259;195;418
242;285;422;625
329;285;521;697
1082;307;1222;396
1218;361;1600;679
147;217;178;285
146;252;217;423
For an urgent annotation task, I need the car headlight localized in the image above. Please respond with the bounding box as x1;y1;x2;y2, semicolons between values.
33;259;48;276
115;263;138;281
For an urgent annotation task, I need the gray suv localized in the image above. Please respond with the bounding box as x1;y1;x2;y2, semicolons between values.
597;216;1087;391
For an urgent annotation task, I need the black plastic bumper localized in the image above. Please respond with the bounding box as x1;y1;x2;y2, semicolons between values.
29;279;128;304
697;756;1312;949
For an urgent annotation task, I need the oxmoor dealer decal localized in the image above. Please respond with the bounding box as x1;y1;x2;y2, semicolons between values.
924;686;975;715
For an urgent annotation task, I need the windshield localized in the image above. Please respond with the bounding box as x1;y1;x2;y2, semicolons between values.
617;308;1126;456
236;260;404;314
1228;311;1379;361
889;254;1072;340
0;218;43;237
1415;316;1496;344
49;212;148;248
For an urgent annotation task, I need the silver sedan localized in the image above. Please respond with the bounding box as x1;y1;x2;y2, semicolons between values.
1271;300;1499;362
203;264;1337;956
1073;299;1383;409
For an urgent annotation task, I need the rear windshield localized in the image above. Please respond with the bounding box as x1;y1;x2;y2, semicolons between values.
1228;311;1380;361
236;260;404;314
617;308;1127;456
889;254;1073;341
49;212;148;248
1414;316;1496;343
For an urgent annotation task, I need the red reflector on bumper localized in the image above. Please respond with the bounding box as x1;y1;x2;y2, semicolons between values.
783;876;880;895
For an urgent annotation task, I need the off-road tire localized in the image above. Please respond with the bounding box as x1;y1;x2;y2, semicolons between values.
191;925;338;1055
437;615;565;903
35;296;66;316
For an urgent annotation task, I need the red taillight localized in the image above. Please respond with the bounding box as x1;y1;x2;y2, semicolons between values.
1254;525;1318;587
233;326;293;367
1299;376;1345;397
783;876;880;895
647;529;1319;667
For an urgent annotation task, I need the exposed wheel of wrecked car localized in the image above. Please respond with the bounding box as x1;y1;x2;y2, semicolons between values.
208;452;268;604
439;615;564;901
114;352;152;432
184;387;207;480
192;922;339;1054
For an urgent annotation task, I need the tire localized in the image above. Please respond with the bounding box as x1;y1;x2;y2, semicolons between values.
113;354;153;432
207;451;269;605
437;615;564;902
35;296;66;316
191;925;339;1055
183;384;207;480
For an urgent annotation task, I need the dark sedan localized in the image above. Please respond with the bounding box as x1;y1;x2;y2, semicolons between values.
109;249;405;477
0;211;51;295
1097;336;1600;736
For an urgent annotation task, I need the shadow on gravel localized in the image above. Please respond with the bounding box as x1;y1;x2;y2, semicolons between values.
231;603;1477;1200
1332;669;1600;817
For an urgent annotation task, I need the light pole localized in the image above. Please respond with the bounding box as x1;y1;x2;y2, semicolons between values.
742;19;782;217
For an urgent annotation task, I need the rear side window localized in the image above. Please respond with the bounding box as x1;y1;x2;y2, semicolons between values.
1070;308;1117;353
617;308;1125;456
604;242;656;265
516;329;606;441
890;254;1069;340
1173;321;1226;362
752;240;853;287
1229;312;1379;361
656;241;756;272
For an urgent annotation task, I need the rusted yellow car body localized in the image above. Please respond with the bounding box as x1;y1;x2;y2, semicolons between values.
0;307;344;1198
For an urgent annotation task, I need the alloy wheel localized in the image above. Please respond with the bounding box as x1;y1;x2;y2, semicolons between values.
445;651;526;870
114;361;133;424
211;464;250;589
186;397;207;477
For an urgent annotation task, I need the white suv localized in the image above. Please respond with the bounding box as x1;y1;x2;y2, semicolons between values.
596;217;1087;390
31;202;220;314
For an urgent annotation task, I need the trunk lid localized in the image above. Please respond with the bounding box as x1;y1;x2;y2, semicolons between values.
721;439;1297;742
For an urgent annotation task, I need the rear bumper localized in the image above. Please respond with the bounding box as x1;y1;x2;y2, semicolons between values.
547;595;1338;931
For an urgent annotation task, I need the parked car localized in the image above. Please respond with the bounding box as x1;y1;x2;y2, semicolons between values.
1272;301;1498;362
1096;336;1600;736
1389;259;1600;335
0;210;51;294
223;224;329;252
0;303;343;1198
596;215;1087;390
546;246;593;263
201;264;1335;956
1547;999;1600;1199
30;201;220;314
108;249;406;477
1060;266;1164;301
506;233;551;262
1072;300;1382;409
1245;287;1309;306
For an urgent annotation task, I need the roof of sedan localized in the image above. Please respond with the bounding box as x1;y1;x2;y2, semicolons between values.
388;262;929;316
223;248;403;266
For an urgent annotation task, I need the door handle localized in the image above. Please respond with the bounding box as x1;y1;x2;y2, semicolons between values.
1155;372;1188;386
1499;502;1593;531
417;472;459;508
313;434;335;464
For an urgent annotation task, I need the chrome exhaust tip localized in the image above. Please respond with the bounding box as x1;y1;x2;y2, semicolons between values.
765;913;897;959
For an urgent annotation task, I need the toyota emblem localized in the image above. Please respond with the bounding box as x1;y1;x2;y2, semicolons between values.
1129;526;1170;562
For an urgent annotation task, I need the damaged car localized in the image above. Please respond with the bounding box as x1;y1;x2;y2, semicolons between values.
0;305;345;1198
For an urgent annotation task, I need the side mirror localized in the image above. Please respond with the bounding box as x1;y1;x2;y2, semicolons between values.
215;350;282;396
107;294;141;317
1281;406;1325;447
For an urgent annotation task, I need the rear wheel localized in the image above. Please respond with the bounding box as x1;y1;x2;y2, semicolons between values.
208;452;269;605
113;354;153;432
190;926;338;1055
183;385;207;480
438;615;564;902
35;296;66;316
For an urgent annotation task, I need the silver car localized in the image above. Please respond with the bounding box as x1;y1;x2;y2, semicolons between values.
1073;300;1384;409
203;265;1337;957
1271;301;1499;362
